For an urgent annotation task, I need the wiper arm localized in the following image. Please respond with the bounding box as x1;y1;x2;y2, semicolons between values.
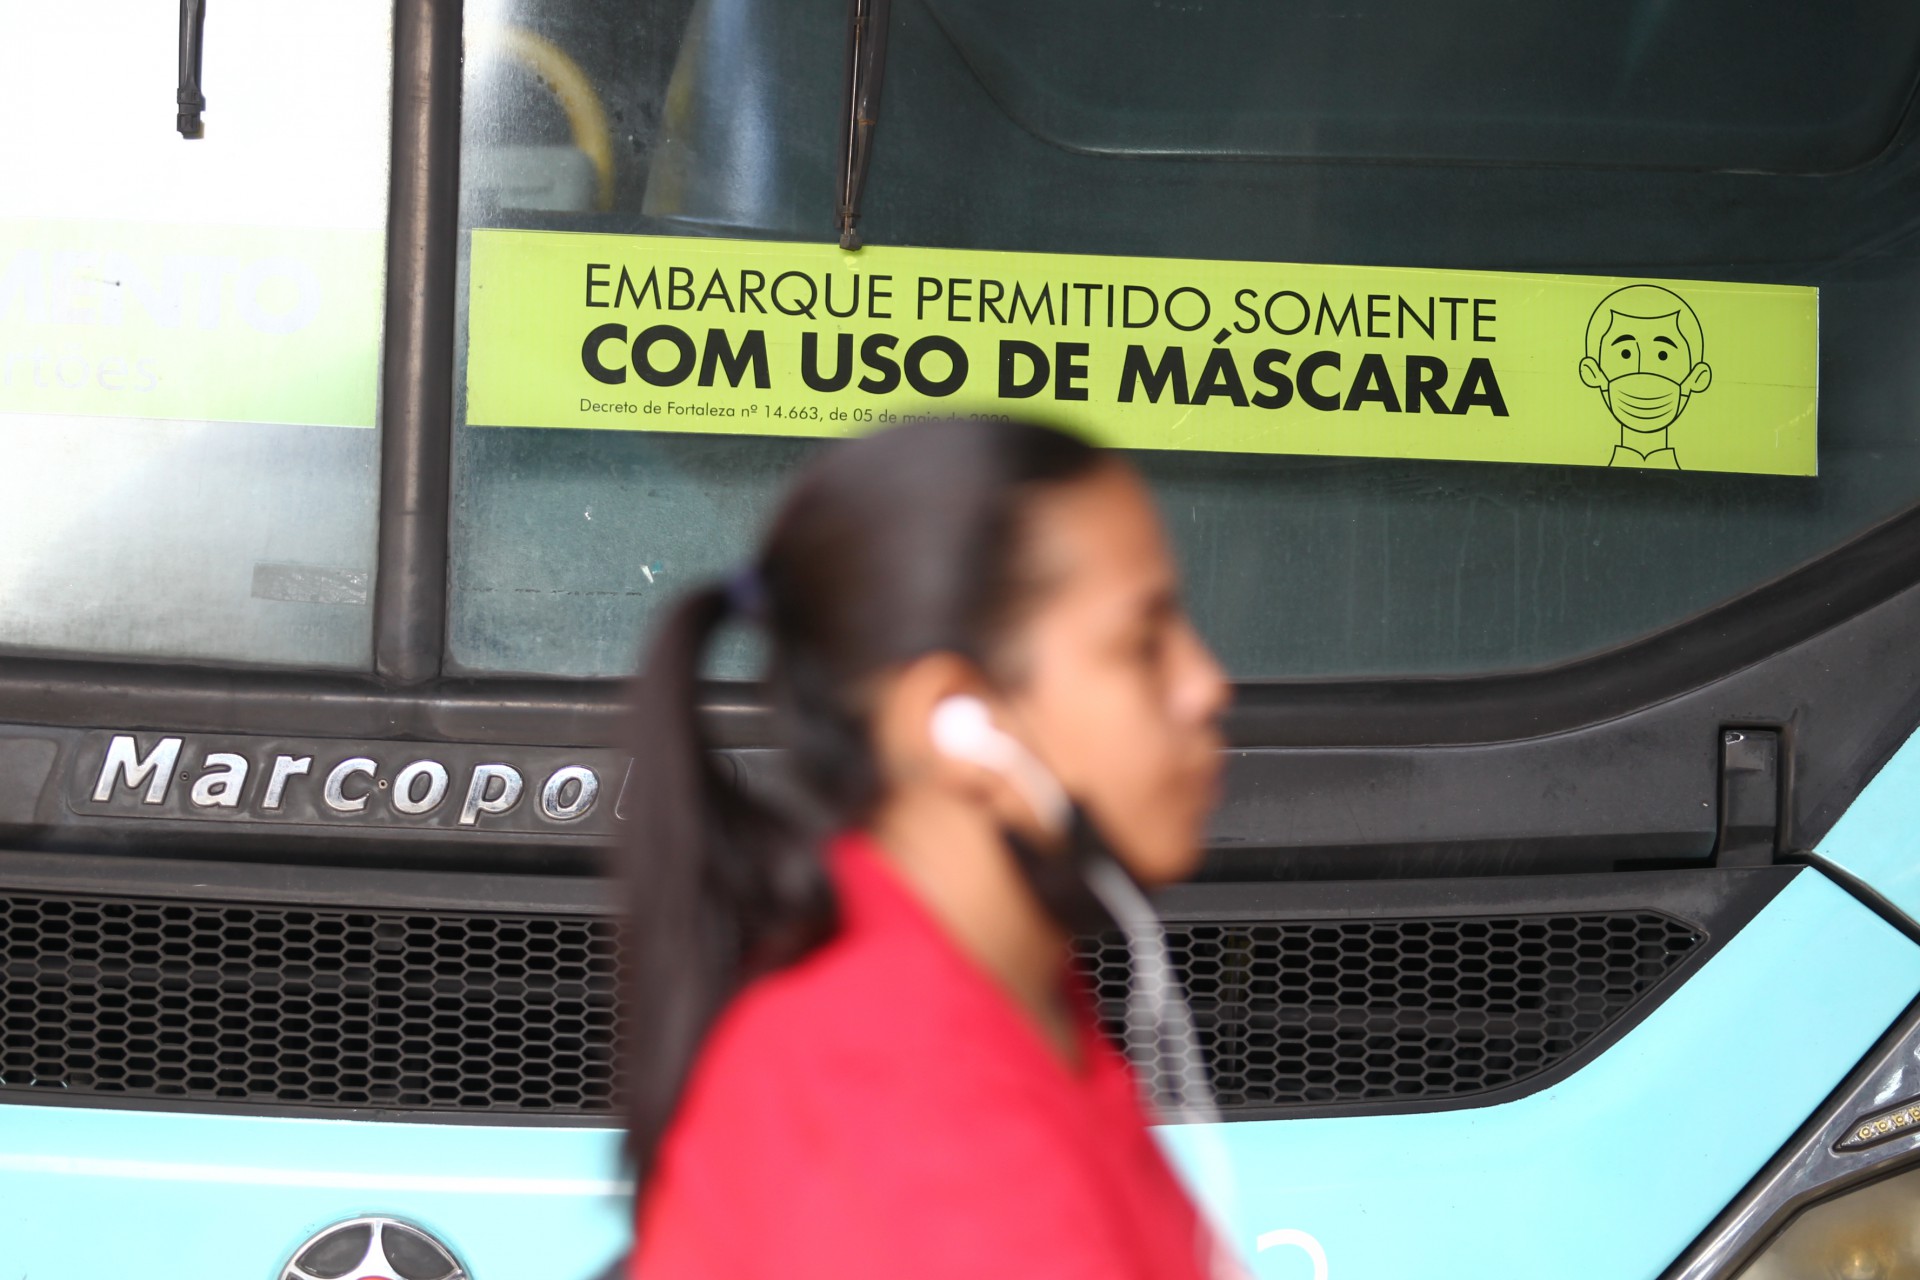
177;0;207;138
835;0;892;250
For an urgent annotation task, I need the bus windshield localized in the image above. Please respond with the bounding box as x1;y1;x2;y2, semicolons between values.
449;0;1920;683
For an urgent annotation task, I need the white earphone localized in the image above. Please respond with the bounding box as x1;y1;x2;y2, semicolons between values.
929;695;1070;834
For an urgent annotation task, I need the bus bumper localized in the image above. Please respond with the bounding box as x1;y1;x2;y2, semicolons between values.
0;1102;628;1279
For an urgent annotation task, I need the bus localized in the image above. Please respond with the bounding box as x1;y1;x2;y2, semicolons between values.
5;1;1920;1276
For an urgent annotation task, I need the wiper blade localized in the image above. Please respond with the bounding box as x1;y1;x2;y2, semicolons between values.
177;0;207;138
835;0;892;250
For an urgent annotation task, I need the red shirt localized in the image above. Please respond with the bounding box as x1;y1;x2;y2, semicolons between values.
633;831;1220;1280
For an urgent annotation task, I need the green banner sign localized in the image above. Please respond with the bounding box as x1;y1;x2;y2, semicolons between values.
466;228;1819;475
0;219;383;428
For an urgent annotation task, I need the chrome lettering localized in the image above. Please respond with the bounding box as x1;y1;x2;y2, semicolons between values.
188;752;249;808
459;763;523;825
614;759;635;821
262;755;312;810
92;734;183;804
391;760;450;815
323;757;377;813
540;766;599;822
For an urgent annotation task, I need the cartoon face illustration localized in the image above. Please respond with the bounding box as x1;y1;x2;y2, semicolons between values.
1579;284;1713;468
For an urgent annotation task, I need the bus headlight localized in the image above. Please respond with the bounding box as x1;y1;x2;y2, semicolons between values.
1741;1162;1920;1279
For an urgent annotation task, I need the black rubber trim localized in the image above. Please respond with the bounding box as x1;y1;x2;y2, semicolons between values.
0;1087;625;1130
0;848;611;915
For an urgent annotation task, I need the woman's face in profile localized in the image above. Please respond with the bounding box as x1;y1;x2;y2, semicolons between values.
1006;463;1229;886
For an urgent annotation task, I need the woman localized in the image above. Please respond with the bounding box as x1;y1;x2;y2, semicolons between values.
624;418;1233;1278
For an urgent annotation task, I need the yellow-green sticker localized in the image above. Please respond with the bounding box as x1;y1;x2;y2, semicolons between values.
465;229;1819;475
0;219;383;428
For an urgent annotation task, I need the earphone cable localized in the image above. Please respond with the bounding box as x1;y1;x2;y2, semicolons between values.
1082;858;1218;1125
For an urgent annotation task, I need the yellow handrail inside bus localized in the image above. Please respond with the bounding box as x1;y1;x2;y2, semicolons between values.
491;26;615;212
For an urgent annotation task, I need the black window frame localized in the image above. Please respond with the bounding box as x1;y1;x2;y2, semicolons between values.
5;0;1920;877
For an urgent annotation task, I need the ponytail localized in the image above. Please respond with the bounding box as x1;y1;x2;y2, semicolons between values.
621;580;836;1174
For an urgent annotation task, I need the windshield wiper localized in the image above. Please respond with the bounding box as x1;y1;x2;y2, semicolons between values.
177;0;207;138
835;0;891;249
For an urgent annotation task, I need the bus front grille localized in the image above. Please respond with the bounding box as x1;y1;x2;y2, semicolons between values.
0;889;1697;1118
0;892;622;1116
1076;911;1701;1113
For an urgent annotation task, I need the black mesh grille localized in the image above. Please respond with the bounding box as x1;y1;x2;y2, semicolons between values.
1073;911;1701;1111
0;890;1697;1117
0;893;621;1114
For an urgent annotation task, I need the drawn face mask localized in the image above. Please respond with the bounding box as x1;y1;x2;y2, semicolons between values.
1603;370;1688;431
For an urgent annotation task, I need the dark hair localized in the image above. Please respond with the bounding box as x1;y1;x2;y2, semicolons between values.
621;417;1106;1173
